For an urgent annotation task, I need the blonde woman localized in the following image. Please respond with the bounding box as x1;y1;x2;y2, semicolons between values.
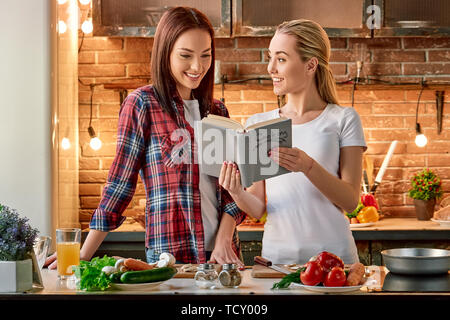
219;19;367;265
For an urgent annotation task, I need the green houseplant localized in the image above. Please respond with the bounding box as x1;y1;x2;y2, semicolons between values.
0;203;39;292
408;168;443;220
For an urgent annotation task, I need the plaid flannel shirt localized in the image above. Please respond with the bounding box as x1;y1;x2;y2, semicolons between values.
89;85;246;263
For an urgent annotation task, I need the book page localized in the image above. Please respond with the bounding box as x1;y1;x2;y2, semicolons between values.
205;114;244;130
245;117;288;131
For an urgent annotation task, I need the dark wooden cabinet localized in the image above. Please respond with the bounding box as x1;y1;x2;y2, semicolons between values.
232;0;372;38
92;0;450;38
373;0;450;37
93;0;230;37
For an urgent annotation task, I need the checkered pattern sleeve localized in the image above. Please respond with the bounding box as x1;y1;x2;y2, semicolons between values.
89;91;149;231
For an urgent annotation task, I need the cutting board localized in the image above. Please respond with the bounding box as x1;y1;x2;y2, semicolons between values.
251;264;288;278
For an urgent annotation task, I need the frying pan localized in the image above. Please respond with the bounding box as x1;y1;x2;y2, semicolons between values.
381;248;450;275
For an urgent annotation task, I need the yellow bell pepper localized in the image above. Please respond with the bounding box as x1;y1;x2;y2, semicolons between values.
357;206;379;223
258;211;267;223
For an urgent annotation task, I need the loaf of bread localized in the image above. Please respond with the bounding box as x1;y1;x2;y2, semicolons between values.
440;195;450;208
434;205;450;221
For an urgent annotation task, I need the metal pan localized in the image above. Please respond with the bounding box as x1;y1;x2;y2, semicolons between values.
381;248;450;275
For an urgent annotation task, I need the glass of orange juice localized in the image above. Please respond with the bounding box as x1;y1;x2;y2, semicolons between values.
56;228;81;279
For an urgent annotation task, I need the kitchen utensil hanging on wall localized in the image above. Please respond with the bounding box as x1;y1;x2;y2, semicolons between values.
436;91;444;135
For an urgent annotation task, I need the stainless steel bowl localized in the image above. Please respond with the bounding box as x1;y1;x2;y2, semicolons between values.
381;248;450;275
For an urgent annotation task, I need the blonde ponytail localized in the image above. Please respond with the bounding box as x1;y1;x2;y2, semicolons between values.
277;19;339;105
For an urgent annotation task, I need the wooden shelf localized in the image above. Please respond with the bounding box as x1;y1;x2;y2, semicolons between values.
87;78;450;92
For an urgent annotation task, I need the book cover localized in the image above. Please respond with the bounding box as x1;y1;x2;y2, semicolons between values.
195;115;292;188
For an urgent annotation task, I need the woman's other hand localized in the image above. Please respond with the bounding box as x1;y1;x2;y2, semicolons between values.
209;241;245;269
270;147;314;174
44;252;57;270
218;161;243;197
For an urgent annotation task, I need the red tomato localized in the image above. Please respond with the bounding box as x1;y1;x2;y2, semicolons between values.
323;266;346;287
361;193;379;210
316;251;344;273
300;261;324;286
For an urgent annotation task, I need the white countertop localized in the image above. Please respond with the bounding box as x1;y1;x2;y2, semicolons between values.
27;268;383;295
23;266;449;297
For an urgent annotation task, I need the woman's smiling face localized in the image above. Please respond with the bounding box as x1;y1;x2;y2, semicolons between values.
267;32;310;96
170;28;212;100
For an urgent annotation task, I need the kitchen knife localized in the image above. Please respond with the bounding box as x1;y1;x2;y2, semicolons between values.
370;140;398;193
254;256;291;275
362;169;369;193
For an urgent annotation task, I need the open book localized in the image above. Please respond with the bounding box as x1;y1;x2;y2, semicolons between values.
194;114;292;188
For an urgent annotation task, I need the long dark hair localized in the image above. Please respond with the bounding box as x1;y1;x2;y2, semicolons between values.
151;7;216;119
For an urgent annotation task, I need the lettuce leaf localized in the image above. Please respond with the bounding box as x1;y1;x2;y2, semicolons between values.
345;201;364;219
73;255;116;291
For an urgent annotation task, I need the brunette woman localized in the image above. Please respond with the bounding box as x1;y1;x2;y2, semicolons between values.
46;7;245;267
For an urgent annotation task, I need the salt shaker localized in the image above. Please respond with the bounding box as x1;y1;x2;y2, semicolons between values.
194;263;218;289
219;263;242;288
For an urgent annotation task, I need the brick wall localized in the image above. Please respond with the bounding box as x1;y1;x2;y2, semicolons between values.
78;36;450;227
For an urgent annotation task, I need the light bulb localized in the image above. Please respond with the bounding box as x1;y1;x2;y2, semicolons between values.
79;0;91;5
58;0;67;4
415;134;428;147
81;20;93;34
58;20;67;34
90;137;102;150
61;137;71;150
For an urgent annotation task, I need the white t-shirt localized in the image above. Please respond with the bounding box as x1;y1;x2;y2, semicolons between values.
183;99;219;251
245;104;367;264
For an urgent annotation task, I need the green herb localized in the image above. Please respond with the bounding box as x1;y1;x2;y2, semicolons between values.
73;255;116;291
272;269;303;289
345;201;364;218
408;168;443;201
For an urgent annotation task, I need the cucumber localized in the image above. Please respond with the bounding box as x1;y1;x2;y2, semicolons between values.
109;272;123;283
120;267;177;284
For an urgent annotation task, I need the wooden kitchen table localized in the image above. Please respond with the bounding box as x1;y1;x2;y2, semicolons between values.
1;268;448;318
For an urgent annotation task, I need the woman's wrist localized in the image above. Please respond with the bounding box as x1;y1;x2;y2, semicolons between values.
228;188;244;201
303;155;315;175
215;234;233;247
215;214;236;246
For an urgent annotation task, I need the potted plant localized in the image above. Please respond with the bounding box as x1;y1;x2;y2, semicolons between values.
408;168;443;220
0;203;39;292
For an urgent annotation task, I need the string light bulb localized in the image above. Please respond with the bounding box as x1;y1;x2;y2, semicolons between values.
415;134;427;148
58;20;67;34
79;0;91;5
88;126;102;151
61;137;71;150
58;0;67;4
415;123;428;147
81;19;93;34
414;80;428;148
